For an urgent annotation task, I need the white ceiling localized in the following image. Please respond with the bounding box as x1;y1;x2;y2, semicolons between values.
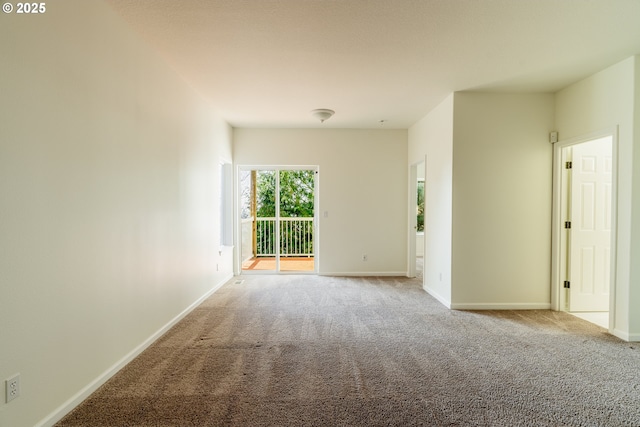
105;0;640;129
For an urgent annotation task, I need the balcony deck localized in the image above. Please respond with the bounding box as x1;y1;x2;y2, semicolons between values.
242;257;315;272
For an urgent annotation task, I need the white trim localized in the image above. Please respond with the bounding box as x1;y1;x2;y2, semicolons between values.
450;302;552;310
319;271;407;277
36;273;233;427
550;127;618;328
408;162;418;278
611;329;640;343
423;286;451;309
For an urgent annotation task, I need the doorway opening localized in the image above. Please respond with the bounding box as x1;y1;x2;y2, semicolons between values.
239;167;317;274
408;159;426;280
553;132;616;330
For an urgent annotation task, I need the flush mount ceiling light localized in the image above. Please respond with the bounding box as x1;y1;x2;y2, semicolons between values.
311;109;335;123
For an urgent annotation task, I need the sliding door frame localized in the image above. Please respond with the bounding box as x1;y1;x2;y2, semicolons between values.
235;165;319;275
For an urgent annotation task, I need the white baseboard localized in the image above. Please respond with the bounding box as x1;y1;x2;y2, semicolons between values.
423;286;451;309
450;302;552;310
319;271;407;277
37;273;233;427
628;333;640;342
611;328;640;342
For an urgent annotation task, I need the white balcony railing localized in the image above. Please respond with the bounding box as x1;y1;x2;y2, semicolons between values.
255;217;314;257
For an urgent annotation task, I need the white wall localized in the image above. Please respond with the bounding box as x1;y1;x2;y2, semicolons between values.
555;56;640;341
0;2;233;426
633;56;640;339
451;93;555;308
234;129;408;275
408;95;454;306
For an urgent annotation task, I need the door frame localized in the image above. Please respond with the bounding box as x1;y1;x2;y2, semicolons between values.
408;158;426;279
235;165;319;275
550;127;618;328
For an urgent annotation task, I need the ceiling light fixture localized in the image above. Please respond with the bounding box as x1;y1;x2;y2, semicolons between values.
311;109;335;123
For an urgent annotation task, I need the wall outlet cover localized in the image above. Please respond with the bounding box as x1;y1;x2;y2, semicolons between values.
6;373;20;403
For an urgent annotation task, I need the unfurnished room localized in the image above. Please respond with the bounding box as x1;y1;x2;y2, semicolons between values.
2;1;640;426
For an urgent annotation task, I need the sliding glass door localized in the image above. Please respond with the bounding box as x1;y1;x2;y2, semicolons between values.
240;167;316;273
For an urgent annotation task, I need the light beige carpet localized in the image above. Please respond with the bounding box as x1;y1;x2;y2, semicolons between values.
57;275;640;426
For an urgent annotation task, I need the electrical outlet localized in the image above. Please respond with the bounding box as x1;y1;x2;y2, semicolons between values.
362;254;368;261
6;373;20;403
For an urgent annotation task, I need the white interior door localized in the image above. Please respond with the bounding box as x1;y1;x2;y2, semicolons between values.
568;136;612;312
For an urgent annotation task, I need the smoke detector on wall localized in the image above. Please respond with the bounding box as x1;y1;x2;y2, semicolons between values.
311;109;335;123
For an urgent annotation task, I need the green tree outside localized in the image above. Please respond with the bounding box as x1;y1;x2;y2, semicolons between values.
256;170;314;217
417;181;424;232
255;170;315;256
